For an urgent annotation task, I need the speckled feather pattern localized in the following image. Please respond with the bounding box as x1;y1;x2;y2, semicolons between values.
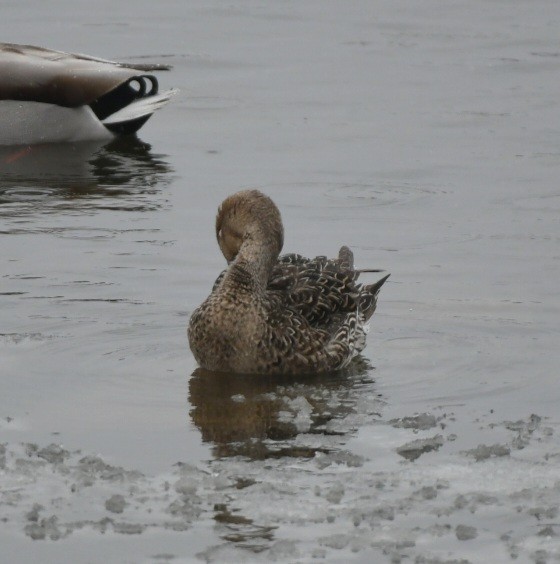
188;190;389;375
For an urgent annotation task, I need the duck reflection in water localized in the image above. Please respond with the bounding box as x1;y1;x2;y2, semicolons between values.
189;362;382;460
0;136;172;214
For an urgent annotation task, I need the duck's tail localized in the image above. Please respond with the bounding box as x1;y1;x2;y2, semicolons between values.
327;271;390;369
360;273;390;321
102;88;178;127
89;74;178;135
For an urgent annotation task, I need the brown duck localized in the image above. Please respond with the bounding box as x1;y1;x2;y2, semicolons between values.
188;190;389;375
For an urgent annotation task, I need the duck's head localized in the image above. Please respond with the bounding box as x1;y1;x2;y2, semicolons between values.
216;190;284;263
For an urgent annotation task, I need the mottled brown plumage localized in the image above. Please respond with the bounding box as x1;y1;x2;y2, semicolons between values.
188;190;389;375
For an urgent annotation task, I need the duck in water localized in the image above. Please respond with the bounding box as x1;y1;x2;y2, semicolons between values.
188;190;389;375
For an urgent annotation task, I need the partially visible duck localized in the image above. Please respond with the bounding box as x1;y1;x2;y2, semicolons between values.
0;43;178;145
188;190;389;375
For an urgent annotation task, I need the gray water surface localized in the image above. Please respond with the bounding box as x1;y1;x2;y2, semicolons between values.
1;1;560;562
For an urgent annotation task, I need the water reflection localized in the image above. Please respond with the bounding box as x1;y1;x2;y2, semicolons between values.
189;364;383;552
188;361;380;460
0;137;173;215
213;502;277;553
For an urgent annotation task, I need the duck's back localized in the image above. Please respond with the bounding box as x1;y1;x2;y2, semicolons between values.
268;247;385;330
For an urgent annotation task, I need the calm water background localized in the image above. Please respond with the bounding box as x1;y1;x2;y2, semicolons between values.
1;1;559;562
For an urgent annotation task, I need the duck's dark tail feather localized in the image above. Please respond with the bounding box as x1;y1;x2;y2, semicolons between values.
367;273;390;297
356;268;386;274
360;273;390;320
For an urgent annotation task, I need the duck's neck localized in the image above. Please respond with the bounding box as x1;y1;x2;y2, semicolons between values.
223;233;276;293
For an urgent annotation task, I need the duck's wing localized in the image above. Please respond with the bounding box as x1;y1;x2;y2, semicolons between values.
0;43;171;107
268;247;384;327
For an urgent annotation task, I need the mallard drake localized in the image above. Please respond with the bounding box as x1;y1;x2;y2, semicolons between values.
0;43;178;145
188;190;389;375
